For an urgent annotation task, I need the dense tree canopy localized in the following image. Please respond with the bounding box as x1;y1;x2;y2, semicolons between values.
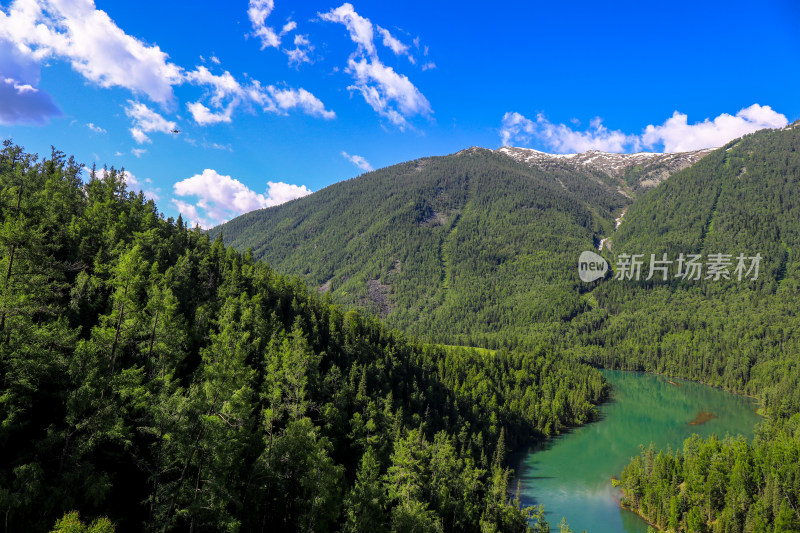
0;141;608;532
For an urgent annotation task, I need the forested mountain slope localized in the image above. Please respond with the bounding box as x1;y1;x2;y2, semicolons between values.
586;124;800;533
213;125;800;533
212;148;651;348
584;123;800;415
0;141;609;532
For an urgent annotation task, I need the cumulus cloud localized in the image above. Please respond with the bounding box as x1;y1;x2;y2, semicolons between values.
500;104;789;154
186;101;234;125
247;0;280;49
320;3;430;129
172;169;312;228
263;181;313;206
320;3;375;55
0;76;61;125
247;1;313;67
268;86;335;119
183;66;334;123
0;0;182;104
346;57;430;128
125;101;177;143
0;1;333;131
171;199;208;229
641;104;788;152
342;151;373;171
500;112;639;153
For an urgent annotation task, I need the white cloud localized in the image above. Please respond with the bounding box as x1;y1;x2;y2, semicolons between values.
86;122;105;133
376;26;409;56
131;148;146;158
184;66;333;123
172;198;209;229
184;66;243;107
0;75;60;124
248;0;280;49
285;34;313;67
321;3;429;129
319;3;375;55
500;104;789;154
0;0;182;104
342;151;373;171
268;86;335;119
125;100;177;143
0;0;334;130
347;57;430;128
172;169;312;228
500;112;639;153
205;141;232;151
247;3;315;67
642;104;788;152
186;101;234;125
263;181;313;206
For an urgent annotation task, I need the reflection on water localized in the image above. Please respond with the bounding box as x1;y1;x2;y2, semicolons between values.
511;370;762;533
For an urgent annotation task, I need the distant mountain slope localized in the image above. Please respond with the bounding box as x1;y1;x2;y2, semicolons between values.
606;123;800;533
211;147;696;347
583;122;800;414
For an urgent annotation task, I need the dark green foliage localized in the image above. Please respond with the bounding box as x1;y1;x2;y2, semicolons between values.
580;125;800;416
210;148;629;349
0;142;605;531
214;123;800;533
619;415;800;533
600;124;800;532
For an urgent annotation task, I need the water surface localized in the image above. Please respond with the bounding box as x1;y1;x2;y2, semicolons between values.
511;370;762;533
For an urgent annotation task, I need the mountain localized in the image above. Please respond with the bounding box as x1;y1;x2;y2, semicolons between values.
496;145;713;194
213;121;800;415
584;122;800;413
0;143;607;531
211;145;707;348
605;124;800;533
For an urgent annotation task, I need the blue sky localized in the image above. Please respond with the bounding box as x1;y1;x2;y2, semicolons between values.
1;0;798;227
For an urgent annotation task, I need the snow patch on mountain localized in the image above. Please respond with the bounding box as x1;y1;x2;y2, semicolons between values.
495;146;714;188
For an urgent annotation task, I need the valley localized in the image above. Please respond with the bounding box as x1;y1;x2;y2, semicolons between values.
1;123;799;532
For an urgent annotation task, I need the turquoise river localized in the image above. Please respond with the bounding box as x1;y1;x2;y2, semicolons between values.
512;370;763;532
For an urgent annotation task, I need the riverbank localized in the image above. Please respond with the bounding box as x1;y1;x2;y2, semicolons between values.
614;483;664;532
511;370;763;533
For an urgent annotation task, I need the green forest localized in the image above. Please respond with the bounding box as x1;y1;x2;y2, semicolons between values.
3;123;800;532
0;141;609;532
210;148;630;350
596;128;800;532
213;124;800;533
